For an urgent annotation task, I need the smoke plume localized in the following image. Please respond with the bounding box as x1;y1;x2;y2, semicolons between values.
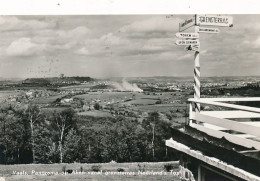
111;78;143;92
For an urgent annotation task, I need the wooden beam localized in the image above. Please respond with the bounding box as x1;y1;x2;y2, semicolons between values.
166;138;260;181
240;122;260;127
190;123;260;150
200;164;238;181
201;97;260;102
202;123;228;131
200;111;260;119
188;98;260;114
239;150;260;154
190;112;260;137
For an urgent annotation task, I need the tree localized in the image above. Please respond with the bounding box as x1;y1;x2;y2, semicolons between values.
63;128;81;163
33;119;54;163
142;111;171;161
24;104;41;163
52;108;76;163
0;104;28;164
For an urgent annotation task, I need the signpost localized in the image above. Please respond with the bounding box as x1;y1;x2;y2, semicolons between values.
179;16;195;32
176;15;233;114
196;14;233;27
176;32;199;39
198;27;220;33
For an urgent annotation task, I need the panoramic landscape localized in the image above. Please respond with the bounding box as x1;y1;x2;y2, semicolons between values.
0;15;259;181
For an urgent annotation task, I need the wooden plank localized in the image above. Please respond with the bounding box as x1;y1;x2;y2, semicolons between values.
201;97;260;102
190;112;260;137
188;98;260;114
200;111;260;119
166;138;260;181
233;134;256;138
190;123;260;150
201;165;238;181
240;122;260;127
202;123;228;131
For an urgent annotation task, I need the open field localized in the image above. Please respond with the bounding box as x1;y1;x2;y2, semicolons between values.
31;94;64;104
0;90;22;102
74;92;143;102
134;104;187;113
0;161;181;181
77;110;112;117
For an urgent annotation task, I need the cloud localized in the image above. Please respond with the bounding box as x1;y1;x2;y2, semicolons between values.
142;44;164;51
100;33;122;45
6;38;44;56
0;16;53;31
74;47;89;55
177;53;192;60
120;16;180;33
252;36;260;48
57;26;91;40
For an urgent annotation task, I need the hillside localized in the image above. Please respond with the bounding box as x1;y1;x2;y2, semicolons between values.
22;76;95;85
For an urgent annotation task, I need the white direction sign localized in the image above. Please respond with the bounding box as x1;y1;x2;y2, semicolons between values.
196;15;233;27
185;45;200;51
198;27;220;33
176;40;200;46
179;17;195;32
176;32;199;39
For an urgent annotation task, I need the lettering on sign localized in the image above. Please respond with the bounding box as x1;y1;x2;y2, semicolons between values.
198;27;220;33
176;40;200;46
179;17;195;32
176;32;199;39
196;15;233;27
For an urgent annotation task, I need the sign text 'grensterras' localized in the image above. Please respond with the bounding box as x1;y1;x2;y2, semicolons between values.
196;15;233;27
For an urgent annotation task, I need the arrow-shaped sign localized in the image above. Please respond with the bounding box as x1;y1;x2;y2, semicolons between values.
176;40;200;46
179;16;196;32
185;45;200;51
176;32;199;39
196;15;233;27
198;27;220;33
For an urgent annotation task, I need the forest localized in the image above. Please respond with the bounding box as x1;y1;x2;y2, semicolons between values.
0;103;173;164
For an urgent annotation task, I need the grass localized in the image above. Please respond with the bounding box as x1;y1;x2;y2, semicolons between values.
0;90;22;102
123;98;159;105
0;161;181;181
77;110;112;117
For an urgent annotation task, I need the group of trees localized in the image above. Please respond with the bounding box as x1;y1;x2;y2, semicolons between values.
0;103;172;164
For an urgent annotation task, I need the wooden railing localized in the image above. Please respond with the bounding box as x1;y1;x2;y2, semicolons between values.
188;97;260;150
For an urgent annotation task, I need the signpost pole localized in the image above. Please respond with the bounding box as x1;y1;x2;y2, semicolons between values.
177;14;233;119
194;25;200;112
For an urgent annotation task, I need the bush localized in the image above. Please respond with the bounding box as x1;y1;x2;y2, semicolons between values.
117;168;125;172
164;163;174;172
155;100;162;104
66;169;73;174
62;165;66;173
138;164;145;172
91;165;101;172
94;103;100;110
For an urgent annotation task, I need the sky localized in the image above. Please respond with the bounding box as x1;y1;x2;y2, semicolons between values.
0;15;259;78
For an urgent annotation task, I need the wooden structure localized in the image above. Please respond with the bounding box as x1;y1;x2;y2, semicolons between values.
166;97;260;181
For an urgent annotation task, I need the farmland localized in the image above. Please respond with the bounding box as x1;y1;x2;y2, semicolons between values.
0;76;259;167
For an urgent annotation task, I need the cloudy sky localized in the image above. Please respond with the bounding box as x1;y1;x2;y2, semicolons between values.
0;15;259;78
